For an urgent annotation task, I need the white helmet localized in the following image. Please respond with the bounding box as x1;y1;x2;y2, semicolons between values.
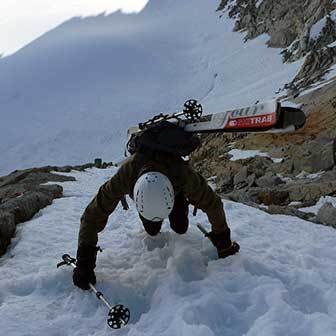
133;171;174;222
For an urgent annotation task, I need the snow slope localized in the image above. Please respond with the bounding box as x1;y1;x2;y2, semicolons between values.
0;167;335;335
0;0;303;175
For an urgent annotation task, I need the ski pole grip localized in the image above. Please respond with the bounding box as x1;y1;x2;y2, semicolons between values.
57;254;77;268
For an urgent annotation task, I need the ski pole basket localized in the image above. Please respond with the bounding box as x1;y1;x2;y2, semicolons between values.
57;254;130;330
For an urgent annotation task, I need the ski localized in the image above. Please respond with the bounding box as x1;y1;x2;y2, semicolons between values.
127;99;305;137
125;99;306;156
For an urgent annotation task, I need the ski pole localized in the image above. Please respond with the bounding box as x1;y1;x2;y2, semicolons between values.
196;223;209;236
57;254;130;329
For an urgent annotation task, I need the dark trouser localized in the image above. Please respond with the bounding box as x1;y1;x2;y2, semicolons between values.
140;193;189;236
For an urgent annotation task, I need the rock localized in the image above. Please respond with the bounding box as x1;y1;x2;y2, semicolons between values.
289;46;336;93
0;161;111;257
245;156;273;174
312;169;336;182
292;139;335;173
22;171;75;184
216;173;234;194
0;189;62;224
94;158;102;168
255;172;284;188
73;163;95;171
0;170;31;188
316;202;336;227
0;165;75;257
0;211;15;256
56;166;72;173
277;158;294;174
286;181;336;203
256;189;289;205
36;185;63;199
227;188;260;204
265;205;316;221
247;173;257;188
234;166;248;187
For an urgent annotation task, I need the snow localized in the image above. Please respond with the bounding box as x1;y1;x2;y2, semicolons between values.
310;18;327;41
276;173;292;183
0;0;303;176
228;149;283;163
289;201;302;206
281;100;303;109
0;167;336;335
310;10;336;40
324;63;336;81
300;196;336;215
207;175;217;191
256;0;264;8
296;171;325;180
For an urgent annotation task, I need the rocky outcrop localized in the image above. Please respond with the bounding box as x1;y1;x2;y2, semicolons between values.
0;169;72;256
223;165;336;227
217;0;336;93
286;46;336;94
0;162;109;257
316;202;336;227
191;129;336;228
276;138;336;174
217;1;335;48
0;211;15;256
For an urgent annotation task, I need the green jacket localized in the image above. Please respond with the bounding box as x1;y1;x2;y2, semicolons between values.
78;152;228;247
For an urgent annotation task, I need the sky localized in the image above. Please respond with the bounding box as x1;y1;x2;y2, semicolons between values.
0;0;149;56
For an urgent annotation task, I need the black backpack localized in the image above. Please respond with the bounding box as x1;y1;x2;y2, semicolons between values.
127;120;200;157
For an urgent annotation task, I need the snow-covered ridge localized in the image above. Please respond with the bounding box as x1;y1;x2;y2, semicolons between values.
1;0;302;175
0;1;148;57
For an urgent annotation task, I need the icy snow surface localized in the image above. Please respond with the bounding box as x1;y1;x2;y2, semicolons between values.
0;0;303;175
296;171;325;180
228;149;282;163
310;10;336;40
300;196;336;215
0;167;336;335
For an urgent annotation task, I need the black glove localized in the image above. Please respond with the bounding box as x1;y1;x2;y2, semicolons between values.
217;241;240;259
206;228;240;259
73;267;96;290
73;244;99;290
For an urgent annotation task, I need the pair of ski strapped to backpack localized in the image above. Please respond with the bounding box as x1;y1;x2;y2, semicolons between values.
125;99;306;157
